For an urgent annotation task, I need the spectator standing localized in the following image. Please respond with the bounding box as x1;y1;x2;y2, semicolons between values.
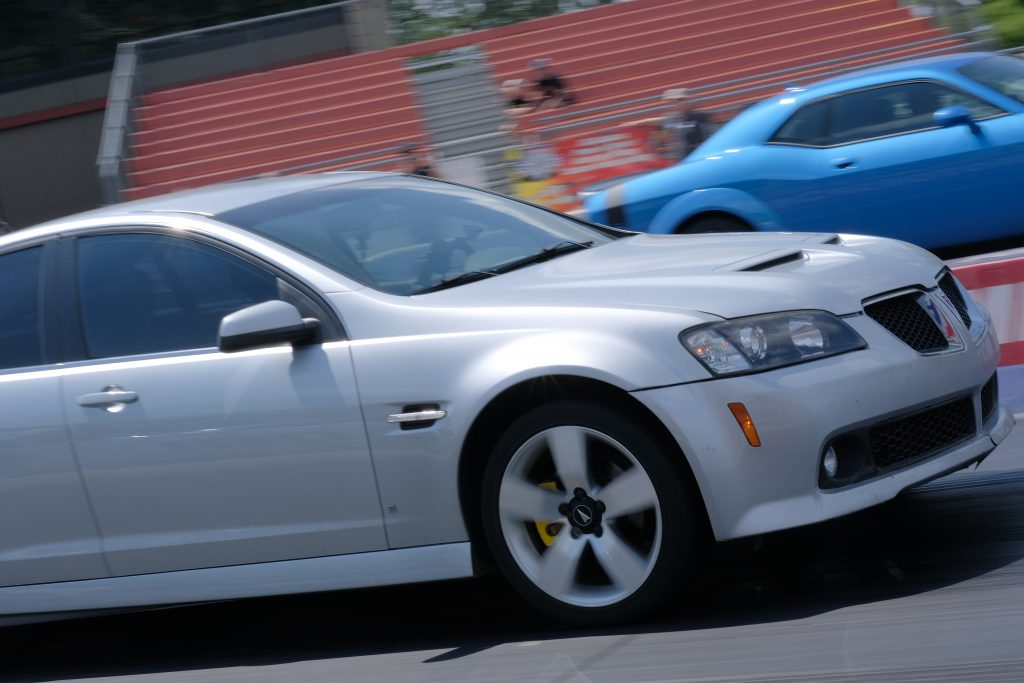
625;88;711;161
529;58;575;110
0;217;11;235
658;88;710;160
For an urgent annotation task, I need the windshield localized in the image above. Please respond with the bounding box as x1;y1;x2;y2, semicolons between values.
218;176;615;295
959;55;1024;105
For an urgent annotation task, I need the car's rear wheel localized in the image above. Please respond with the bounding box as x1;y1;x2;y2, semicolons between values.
680;215;751;234
481;401;703;625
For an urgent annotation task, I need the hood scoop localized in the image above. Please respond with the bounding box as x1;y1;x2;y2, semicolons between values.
721;234;842;272
721;248;808;272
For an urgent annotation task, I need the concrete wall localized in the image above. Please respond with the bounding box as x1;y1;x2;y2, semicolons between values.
0;110;105;228
140;18;354;91
0;70;109;121
0;0;391;229
345;0;391;52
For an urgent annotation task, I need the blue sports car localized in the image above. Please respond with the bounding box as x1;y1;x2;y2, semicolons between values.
584;53;1024;250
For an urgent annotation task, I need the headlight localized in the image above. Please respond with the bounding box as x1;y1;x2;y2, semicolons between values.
680;311;866;377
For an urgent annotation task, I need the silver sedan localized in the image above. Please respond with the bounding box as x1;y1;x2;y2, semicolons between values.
0;173;1013;625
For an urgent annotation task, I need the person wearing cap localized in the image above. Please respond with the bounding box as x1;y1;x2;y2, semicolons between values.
529;58;574;111
661;88;710;159
624;88;710;161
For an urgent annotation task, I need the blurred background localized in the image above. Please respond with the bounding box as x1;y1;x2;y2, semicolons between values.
0;0;1019;228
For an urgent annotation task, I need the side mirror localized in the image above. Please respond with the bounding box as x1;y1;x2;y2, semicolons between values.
933;105;980;133
218;300;320;353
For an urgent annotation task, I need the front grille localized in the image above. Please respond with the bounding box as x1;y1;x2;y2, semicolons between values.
868;396;975;471
981;373;998;424
864;293;948;353
938;272;971;327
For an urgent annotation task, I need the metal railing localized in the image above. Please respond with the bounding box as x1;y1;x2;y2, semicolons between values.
264;131;518;189
535;27;993;136
244;28;1003;193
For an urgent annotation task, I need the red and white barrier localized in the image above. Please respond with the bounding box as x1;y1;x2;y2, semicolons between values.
950;250;1024;367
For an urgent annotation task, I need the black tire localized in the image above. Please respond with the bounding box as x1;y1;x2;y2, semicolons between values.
480;400;705;625
680;215;751;234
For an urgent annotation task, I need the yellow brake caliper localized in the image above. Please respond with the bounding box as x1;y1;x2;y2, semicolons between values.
534;480;564;546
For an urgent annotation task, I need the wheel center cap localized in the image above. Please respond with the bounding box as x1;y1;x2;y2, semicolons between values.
568;496;603;533
572;504;594;527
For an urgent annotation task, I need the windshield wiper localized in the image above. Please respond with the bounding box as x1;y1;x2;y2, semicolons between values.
410;241;593;295
490;240;593;274
411;270;500;295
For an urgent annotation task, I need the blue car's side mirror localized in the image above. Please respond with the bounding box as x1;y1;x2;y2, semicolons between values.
933;105;980;133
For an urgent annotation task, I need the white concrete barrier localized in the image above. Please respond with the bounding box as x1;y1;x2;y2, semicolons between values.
949;248;1024;368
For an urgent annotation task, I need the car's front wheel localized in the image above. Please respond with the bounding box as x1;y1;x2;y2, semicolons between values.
481;401;704;625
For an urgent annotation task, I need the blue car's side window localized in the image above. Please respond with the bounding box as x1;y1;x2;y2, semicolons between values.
935;87;1005;121
829;81;1006;146
770;100;829;147
830;85;917;145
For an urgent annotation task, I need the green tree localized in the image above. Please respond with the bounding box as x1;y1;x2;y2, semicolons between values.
984;0;1024;48
388;0;612;44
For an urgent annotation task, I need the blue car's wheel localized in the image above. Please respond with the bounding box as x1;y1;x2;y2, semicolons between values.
680;215;751;234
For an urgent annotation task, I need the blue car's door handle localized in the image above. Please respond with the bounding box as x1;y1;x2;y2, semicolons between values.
831;157;856;169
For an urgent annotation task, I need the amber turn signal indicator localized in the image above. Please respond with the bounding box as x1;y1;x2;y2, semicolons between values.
727;402;761;447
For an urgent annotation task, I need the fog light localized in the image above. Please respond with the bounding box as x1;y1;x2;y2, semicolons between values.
822;447;839;478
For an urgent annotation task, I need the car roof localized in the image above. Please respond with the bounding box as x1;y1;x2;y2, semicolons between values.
795;51;990;98
0;172;392;249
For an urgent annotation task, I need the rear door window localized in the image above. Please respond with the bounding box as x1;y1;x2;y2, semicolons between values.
770;100;829;146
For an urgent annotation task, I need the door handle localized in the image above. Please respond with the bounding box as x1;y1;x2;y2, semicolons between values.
78;385;139;412
832;157;856;169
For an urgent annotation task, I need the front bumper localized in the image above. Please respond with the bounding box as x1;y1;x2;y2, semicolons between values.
632;312;1012;541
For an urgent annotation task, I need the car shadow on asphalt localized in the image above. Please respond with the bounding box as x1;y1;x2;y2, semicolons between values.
5;468;1024;682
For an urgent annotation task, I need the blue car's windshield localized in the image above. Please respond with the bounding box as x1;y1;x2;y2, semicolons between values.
218;176;616;296
959;55;1024;105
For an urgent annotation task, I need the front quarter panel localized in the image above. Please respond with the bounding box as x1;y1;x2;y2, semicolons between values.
332;293;714;549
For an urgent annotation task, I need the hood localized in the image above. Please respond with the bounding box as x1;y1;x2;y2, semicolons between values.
427;232;945;319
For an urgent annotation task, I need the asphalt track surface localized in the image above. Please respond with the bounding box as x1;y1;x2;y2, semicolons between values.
6;427;1024;682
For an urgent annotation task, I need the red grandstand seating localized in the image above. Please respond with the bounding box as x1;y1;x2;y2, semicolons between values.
504;2;951;131
124;0;959;200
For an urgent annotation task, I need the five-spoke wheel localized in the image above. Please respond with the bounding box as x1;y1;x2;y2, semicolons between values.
482;401;703;624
